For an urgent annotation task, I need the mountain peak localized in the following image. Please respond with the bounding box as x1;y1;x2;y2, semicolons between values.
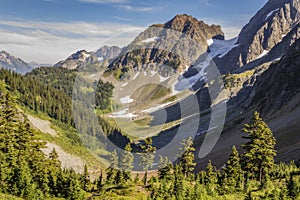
0;51;35;74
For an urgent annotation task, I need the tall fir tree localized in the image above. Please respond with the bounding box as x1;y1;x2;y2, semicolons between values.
222;146;243;190
106;150;119;185
120;143;134;183
178;137;196;178
139;138;156;186
241;111;277;184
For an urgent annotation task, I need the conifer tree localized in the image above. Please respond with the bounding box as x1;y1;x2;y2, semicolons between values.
205;160;217;185
222;146;243;189
82;164;91;191
158;156;173;180
106;150;119;184
178;137;196;178
120;143;134;182
241;111;277;184
139;138;156;186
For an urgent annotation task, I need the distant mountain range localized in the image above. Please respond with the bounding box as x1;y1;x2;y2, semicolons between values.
54;46;123;70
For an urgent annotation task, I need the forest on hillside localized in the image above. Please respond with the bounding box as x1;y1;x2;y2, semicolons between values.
0;76;299;199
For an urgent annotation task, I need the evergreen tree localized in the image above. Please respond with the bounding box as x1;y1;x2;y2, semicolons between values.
222;146;243;189
139;138;156;186
205;160;217;185
173;164;185;200
178;137;196;178
158;156;173;180
120;143;134;182
241;111;277;184
82;164;91;191
106;150;119;184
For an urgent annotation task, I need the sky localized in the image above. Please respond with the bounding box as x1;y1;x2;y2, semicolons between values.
0;0;268;64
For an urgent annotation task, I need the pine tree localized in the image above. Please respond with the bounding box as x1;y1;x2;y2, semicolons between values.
222;146;243;189
173;164;185;200
241;111;277;184
158;156;172;180
139;138;156;186
178;137;196;178
96;171;103;191
48;148;61;195
120;143;134;182
106;150;119;184
82;164;90;191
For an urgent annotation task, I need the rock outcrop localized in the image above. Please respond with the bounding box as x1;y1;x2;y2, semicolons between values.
215;0;300;73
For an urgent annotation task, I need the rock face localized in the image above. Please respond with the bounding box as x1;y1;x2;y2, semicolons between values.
215;0;300;73
93;46;122;61
54;50;98;70
0;51;33;74
106;14;224;78
247;38;300;116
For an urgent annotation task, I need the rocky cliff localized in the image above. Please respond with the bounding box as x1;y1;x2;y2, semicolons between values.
215;0;300;73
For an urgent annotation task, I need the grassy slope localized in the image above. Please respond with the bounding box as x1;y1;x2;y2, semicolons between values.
20;106;107;177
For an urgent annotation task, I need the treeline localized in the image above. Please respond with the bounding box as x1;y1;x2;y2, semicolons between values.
0;68;115;136
1;77;300;199
27;67;114;111
0;82;88;199
0;69;73;125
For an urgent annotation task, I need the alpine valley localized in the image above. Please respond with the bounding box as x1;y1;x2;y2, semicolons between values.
0;0;300;199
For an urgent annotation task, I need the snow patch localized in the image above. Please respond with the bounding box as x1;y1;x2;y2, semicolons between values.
265;8;279;20
98;57;104;61
142;37;160;43
120;95;134;104
109;108;137;119
207;39;214;46
121;82;128;87
208;37;239;58
256;50;269;59
142;102;173;113
174;55;211;91
132;72;140;80
150;70;156;77
159;76;170;83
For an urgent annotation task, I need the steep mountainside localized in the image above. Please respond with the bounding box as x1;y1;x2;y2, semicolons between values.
246;38;300;117
214;0;300;73
93;45;122;61
106;14;224;78
196;39;300;169
54;50;98;70
0;51;35;74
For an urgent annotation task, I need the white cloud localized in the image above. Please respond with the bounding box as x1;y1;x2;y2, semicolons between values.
118;5;157;12
0;20;145;64
79;0;127;4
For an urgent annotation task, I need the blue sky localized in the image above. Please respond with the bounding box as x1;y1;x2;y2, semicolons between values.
0;0;267;63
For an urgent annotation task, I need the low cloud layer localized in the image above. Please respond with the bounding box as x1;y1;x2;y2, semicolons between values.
0;20;144;64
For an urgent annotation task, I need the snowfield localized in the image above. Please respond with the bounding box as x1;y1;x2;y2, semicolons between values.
208;37;239;58
120;95;134;104
141;36;161;43
265;8;279;20
109;108;137;118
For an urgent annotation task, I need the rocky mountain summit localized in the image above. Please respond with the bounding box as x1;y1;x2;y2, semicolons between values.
94;45;123;61
54;46;123;70
106;14;224;78
0;51;35;74
54;50;98;70
215;0;300;73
